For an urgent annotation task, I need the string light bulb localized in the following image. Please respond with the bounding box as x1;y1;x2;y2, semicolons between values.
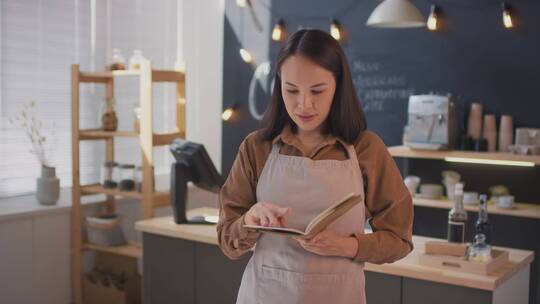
222;105;238;121
501;2;513;28
236;0;246;8
427;4;439;31
330;19;343;41
239;48;253;63
272;19;286;41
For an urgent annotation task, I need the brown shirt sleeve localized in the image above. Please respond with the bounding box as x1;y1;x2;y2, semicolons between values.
216;132;271;260
352;131;414;264
217;128;413;263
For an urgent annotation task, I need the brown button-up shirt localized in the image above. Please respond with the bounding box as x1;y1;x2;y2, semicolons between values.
217;126;413;264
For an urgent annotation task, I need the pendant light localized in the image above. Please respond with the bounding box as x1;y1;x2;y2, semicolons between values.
222;104;238;121
239;48;253;63
501;2;514;28
426;4;440;31
367;0;426;28
330;19;343;41
236;0;246;8
272;19;286;41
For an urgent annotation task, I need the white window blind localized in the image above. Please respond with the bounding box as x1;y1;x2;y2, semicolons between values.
0;0;178;198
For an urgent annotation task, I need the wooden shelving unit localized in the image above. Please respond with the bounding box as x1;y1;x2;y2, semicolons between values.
388;145;540;219
388;145;540;166
71;59;185;304
413;197;540;219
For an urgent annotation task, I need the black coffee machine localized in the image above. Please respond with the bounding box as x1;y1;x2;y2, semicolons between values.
169;139;224;224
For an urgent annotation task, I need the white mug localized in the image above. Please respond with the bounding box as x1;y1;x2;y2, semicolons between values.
404;176;421;195
498;195;515;209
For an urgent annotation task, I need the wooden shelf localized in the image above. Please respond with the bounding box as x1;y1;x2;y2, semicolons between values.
81;184;142;198
79;69;184;83
79;129;184;146
153;131;185;146
413;197;540;219
80;184;170;207
79;129;138;139
83;242;142;259
388;145;540;166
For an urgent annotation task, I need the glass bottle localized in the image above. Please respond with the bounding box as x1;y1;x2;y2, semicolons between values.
469;233;492;262
447;183;468;243
475;194;492;244
100;98;118;131
129;50;145;70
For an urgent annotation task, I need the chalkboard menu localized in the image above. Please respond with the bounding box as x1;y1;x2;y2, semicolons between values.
350;55;418;145
222;0;540;174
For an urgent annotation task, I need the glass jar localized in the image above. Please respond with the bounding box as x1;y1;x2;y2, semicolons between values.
134;166;143;192
129;50;145;70
99;98;118;131
118;164;136;191
101;161;118;189
469;233;492;262
133;105;141;133
110;48;126;70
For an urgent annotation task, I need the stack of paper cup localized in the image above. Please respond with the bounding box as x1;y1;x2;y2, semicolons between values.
483;114;497;152
499;115;513;152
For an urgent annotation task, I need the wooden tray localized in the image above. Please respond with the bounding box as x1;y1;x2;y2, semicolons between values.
418;249;509;275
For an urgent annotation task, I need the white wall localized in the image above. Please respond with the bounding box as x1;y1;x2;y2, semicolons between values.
0;0;185;197
181;0;225;171
0;2;226;301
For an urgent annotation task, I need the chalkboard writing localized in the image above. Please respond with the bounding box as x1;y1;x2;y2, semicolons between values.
351;59;415;113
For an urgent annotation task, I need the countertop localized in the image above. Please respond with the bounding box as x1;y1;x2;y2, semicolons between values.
136;207;535;291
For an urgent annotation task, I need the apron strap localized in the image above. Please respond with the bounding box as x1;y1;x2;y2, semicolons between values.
270;142;282;159
345;144;360;169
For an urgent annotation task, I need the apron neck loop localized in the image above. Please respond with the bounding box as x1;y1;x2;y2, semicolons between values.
270;142;282;158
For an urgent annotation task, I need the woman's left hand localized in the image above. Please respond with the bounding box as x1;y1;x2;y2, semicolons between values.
294;230;358;258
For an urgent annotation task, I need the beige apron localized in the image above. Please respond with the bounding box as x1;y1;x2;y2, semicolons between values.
237;142;367;304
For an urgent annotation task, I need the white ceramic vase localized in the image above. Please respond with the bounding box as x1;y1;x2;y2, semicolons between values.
36;165;60;205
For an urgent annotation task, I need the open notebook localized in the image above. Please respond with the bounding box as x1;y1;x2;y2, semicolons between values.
243;192;363;238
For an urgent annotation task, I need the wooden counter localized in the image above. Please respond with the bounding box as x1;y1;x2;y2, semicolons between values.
136;208;533;292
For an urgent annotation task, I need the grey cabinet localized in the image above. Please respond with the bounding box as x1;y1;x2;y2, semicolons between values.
402;277;492;304
195;242;250;303
365;271;401;304
143;233;250;304
143;234;195;304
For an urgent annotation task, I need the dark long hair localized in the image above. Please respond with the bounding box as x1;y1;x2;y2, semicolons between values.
260;29;367;144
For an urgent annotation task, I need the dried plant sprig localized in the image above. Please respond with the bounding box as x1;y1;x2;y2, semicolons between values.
9;101;55;167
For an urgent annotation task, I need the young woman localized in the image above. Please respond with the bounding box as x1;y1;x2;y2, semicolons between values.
217;29;413;304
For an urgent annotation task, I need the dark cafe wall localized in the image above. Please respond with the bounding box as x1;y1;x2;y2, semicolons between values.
221;0;540;203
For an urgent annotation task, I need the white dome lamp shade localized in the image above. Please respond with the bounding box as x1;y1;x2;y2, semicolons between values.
367;0;426;28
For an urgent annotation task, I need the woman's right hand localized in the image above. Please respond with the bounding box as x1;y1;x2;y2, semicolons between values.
244;203;290;228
